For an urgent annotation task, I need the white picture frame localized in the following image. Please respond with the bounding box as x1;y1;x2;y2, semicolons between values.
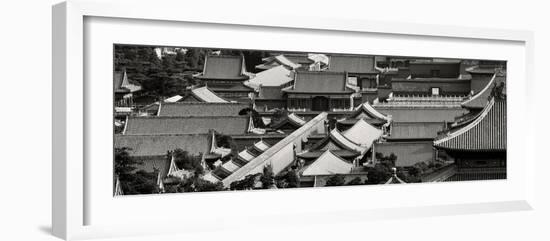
52;0;536;240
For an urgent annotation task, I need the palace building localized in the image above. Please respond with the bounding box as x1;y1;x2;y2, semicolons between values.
283;71;355;111
194;55;253;100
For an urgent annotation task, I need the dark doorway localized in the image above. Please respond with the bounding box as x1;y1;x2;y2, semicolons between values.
312;96;329;111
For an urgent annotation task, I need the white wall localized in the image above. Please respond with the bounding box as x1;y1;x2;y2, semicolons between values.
1;0;549;240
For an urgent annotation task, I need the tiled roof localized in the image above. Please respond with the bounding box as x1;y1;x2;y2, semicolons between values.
328;55;377;74
196;55;249;80
385;173;406;184
123;116;250;135
114;134;210;157
271;113;306;130
222;113;329;187
462;73;506;109
302;150;353;176
388;122;445;140
342;119;383;148
114;71;141;93
311;129;366;154
189;86;229;103
275;53;313;65
284;71;352;93
256;55;301;70
245;65;294;89
157;102;249;117
351;102;392;122
434;98;506;151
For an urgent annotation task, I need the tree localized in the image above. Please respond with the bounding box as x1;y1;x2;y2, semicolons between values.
346;177;364;186
172;149;203;173
193;179;225;192
365;164;392;184
114;147;142;178
114;147;159;195
325;175;346;186
284;166;301;188
260;165;275;189
229;174;260;190
215;133;238;158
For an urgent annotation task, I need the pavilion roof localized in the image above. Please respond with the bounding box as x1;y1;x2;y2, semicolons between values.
196;55;249;80
351;102;392;122
328;54;377;74
114;70;141;93
302;150;353;176
256;55;301;70
311;129;367;154
283;71;353;94
245;65;294;89
342;119;383;149
186;86;230;103
434;98;506;151
271;113;307;130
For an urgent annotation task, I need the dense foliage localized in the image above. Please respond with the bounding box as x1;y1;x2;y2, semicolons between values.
325;175;346;186
171;149;204;175
114;147;159;195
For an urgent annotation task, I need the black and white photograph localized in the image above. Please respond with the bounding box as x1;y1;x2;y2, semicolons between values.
113;45;507;195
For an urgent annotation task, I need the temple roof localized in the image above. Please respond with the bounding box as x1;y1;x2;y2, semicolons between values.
196;55;249;80
311;129;366;154
187;86;230;103
462;73;506;109
114;134;210;157
328;55;377;74
385;169;406;184
434;98;506;151
342;119;383;149
302;150;353;176
271;53;313;65
271;113;307;130
256;55;301;70
123;116;250;135
245;65;294;89
351;102;392;122
283;71;353;94
114;70;141;93
157;102;249;117
222;113;328;187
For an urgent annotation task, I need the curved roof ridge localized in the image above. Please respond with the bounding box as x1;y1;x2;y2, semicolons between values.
330;129;367;154
461;73;496;108
434;98;495;145
191;86;230;103
302;150;353;176
356;101;391;121
342;118;383;149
